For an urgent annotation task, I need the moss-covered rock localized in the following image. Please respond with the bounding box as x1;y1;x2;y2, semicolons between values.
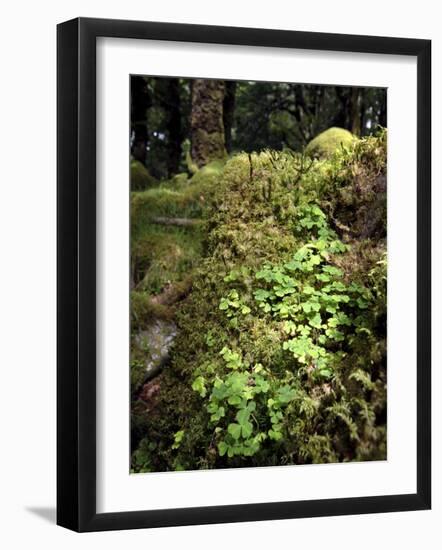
134;320;178;381
189;159;225;187
171;172;189;186
131;290;175;330
305;127;355;159
131;160;157;191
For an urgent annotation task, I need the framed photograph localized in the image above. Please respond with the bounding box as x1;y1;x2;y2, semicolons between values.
57;17;431;532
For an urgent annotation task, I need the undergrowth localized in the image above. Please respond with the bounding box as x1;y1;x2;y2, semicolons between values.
131;129;387;472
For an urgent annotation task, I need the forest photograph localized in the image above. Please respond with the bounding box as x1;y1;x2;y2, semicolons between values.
130;76;387;473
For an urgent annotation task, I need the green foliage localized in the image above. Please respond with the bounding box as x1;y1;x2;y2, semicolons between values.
252;206;372;380
130;357;147;395
198;350;298;458
132;438;156;472
233;83;386;152
131;131;387;472
172;429;185;449
185;204;382;463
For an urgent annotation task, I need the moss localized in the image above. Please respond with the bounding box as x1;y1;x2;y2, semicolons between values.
130;160;157;191
189;159;225;187
131;162;224;240
131;225;202;294
182;139;199;175
131;134;387;472
305;127;356;159
171;172;189;186
131;290;175;331
319;129;387;240
192;128;226;165
131;368;207;471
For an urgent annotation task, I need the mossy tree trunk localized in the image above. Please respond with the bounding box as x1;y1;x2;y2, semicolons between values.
191;79;226;168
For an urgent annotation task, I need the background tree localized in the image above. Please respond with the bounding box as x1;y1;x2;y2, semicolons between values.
154;78;183;176
130;76;151;164
190;79;226;167
223;80;237;153
130;75;386;179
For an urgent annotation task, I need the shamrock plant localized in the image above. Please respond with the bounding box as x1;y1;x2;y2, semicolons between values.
218;289;251;328
192;347;300;459
253;204;373;380
190;203;376;461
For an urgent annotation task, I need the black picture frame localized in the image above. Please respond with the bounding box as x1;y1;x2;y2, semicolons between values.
57;17;431;532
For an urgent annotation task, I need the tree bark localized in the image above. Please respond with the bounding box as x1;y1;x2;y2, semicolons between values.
190;79;226;168
165;79;182;176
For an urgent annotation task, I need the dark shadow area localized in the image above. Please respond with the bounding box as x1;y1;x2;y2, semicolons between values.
25;506;56;524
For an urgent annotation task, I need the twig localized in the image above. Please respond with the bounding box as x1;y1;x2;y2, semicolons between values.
150;217;202;227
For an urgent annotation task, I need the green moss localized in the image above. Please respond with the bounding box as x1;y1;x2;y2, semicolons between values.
131;134;388;472
189;159;225;187
192;128;226;166
319;129;387;239
182;139;199;175
171;172;189;186
132;225;202;294
130;160;157;191
131;290;175;332
131;162;224;240
305;127;356;159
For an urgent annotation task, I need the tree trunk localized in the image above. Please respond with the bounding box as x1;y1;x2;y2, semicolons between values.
379;90;387;128
130;76;151;164
223;81;236;153
333;87;351;130
350;87;361;136
359;89;367;136
165;79;182;176
191;79;226;168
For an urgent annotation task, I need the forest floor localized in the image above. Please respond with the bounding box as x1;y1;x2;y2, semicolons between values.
130;130;388;473
130;163;222;451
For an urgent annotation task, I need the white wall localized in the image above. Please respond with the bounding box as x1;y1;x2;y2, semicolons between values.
0;1;439;547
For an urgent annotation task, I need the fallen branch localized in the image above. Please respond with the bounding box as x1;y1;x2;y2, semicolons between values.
150;278;192;306
150;216;202;227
